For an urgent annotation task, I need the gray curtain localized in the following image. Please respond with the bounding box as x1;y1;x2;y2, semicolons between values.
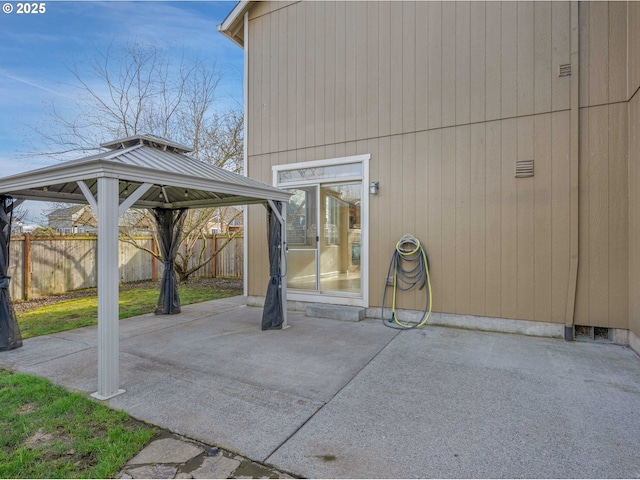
262;201;283;330
0;196;22;351
153;208;187;315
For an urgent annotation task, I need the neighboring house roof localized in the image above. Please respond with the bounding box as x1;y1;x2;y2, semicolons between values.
47;205;87;218
46;205;153;231
47;205;97;229
120;209;152;229
206;206;244;232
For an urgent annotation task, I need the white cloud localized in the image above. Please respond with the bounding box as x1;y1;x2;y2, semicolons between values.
0;70;74;99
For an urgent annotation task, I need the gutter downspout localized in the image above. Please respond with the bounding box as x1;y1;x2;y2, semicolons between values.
565;1;580;341
243;11;249;298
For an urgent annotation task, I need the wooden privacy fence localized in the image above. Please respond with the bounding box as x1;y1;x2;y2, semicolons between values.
7;234;243;300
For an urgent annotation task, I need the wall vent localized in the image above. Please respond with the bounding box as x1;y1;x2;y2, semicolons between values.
558;64;572;77
515;159;534;178
575;325;611;342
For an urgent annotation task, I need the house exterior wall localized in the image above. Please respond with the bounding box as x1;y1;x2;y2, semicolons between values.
629;1;640;340
574;2;629;330
244;1;634;329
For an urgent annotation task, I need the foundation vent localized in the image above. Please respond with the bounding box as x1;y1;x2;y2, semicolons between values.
558;64;572;77
575;325;611;342
515;159;534;178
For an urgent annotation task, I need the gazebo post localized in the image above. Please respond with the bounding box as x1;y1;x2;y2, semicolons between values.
280;202;288;329
91;176;125;400
0;134;292;393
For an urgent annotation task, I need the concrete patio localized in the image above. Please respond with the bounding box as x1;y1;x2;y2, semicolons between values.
2;296;640;478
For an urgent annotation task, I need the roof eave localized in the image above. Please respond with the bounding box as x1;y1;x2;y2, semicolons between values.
217;0;252;48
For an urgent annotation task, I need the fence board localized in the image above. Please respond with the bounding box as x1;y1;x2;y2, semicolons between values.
8;234;243;299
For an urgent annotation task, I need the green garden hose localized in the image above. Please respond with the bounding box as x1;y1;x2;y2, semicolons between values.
381;234;432;329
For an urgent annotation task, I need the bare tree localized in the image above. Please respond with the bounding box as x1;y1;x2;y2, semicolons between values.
11;203;28;224
34;41;244;281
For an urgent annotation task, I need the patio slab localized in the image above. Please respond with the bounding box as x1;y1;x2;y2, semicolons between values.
267;326;640;478
2;297;640;478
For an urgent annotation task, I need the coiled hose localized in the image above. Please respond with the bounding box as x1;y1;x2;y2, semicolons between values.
381;234;432;329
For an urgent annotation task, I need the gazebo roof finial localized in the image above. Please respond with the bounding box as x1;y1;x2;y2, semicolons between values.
100;134;193;154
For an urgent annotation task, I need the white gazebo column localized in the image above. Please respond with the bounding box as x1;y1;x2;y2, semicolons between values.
92;176;124;399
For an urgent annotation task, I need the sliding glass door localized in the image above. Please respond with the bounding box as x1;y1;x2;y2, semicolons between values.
286;186;318;291
318;183;361;295
275;156;368;304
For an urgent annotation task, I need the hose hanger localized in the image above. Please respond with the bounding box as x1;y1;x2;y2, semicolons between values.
381;234;432;329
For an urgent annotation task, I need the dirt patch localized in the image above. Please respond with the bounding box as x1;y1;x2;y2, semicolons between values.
16;403;38;414
13;277;243;314
25;428;71;449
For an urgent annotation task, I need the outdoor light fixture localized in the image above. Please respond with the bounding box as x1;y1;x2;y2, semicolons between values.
123;183;129;195
369;181;379;195
184;189;189;198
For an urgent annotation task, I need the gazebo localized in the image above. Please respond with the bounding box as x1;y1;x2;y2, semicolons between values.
0;135;290;399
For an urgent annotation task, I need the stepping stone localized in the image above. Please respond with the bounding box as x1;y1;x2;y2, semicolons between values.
189;453;241;479
127;465;177;479
127;438;203;465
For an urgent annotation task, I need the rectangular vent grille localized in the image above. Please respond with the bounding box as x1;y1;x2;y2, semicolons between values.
558;64;572;77
515;159;534;178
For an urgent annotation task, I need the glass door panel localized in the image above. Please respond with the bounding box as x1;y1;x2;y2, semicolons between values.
319;183;362;295
285;186;318;291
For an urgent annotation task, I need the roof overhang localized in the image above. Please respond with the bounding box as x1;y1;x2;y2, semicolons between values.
217;0;253;48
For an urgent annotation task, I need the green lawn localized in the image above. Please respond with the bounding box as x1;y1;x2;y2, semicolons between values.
16;283;239;339
2;281;240;478
0;369;156;479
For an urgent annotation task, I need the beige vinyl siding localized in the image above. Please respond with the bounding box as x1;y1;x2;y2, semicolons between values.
551;2;571;111
248;118;573;322
574;1;630;329
247;1;572;156
245;1;633;329
628;1;640;338
574;105;628;329
630;92;640;338
550;112;572;325
579;1;628;106
533;114;552;322
469;124;486;314
470;2;486;123
534;2;552;115
630;1;640;100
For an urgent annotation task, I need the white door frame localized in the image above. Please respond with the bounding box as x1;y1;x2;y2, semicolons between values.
273;154;370;308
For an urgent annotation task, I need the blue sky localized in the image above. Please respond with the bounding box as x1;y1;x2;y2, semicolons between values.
0;0;242;223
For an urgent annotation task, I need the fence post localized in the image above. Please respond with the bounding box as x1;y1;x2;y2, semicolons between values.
151;239;158;281
212;235;217;278
23;233;31;300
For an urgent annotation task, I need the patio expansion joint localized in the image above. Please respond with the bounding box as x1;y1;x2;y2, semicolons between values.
261;328;402;464
25;344;94;367
118;346;303;400
121;311;240;341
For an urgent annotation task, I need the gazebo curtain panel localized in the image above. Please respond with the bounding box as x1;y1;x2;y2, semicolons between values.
262;201;284;330
0;196;22;351
153;207;187;315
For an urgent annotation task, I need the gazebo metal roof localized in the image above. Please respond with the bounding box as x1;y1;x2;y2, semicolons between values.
0;135;290;400
0;135;290;208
